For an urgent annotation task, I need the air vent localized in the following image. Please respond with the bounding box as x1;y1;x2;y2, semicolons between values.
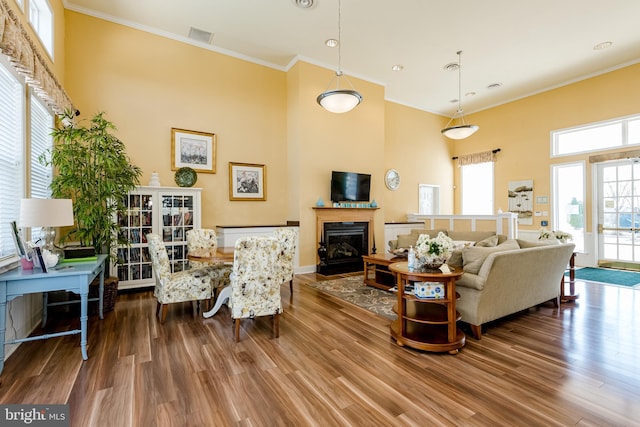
443;62;459;72
188;27;213;44
294;0;315;9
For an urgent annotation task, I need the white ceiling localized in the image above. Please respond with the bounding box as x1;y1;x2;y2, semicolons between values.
64;0;640;116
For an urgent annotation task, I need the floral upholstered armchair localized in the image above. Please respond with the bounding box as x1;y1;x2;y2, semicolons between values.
186;228;232;290
187;228;219;268
229;236;283;342
273;227;298;293
147;233;230;323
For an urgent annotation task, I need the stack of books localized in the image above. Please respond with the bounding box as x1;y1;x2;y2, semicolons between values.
0;254;21;274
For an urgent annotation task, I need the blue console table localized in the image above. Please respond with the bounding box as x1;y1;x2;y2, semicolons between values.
0;254;108;375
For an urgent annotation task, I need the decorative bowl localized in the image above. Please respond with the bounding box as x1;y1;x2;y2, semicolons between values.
174;167;197;187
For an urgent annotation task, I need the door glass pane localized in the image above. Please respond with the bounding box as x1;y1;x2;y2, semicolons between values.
553;162;584;252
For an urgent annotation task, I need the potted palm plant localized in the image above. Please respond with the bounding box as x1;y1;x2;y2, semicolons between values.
41;111;142;263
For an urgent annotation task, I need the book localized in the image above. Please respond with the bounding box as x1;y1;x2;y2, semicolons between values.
61;256;98;263
64;246;96;259
34;247;47;273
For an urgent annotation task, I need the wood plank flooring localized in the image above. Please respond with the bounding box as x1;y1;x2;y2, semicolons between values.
1;274;639;426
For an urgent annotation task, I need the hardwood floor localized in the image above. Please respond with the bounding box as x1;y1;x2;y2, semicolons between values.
1;274;639;426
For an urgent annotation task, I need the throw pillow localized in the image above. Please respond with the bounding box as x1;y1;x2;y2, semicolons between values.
396;233;418;249
447;249;463;268
475;234;498;247
462;239;520;274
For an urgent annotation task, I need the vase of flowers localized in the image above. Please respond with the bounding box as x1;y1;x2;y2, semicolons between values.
538;228;573;244
414;232;455;271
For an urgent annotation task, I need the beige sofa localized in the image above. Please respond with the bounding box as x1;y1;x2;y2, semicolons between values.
388;229;575;340
453;239;575;339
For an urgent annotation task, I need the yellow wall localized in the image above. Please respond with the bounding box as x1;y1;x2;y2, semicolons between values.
384;102;453;221
64;11;288;228
453;63;640;233
61;10;640;267
286;61;386;265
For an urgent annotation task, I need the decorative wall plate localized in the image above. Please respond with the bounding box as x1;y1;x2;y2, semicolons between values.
174;167;197;187
385;169;400;190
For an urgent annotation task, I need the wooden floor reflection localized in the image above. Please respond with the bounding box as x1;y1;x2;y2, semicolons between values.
0;275;638;426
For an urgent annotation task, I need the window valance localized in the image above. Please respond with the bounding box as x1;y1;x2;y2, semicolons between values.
455;149;500;167
0;0;73;115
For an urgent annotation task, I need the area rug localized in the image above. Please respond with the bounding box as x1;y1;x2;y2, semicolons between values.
568;267;640;287
306;275;397;320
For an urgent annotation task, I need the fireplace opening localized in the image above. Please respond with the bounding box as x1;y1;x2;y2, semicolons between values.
318;221;368;275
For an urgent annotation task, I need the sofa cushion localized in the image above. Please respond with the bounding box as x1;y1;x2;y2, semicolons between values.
448;230;495;242
396;233;418;249
462;239;520;274
517;239;551;248
448;249;463;268
475;234;499;247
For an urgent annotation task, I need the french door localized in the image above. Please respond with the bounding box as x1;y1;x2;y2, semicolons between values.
597;160;640;267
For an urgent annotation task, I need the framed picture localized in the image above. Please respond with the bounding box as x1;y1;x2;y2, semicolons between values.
171;128;216;173
10;221;28;259
229;162;266;201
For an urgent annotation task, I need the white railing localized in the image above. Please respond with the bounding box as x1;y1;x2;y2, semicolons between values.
405;213;519;239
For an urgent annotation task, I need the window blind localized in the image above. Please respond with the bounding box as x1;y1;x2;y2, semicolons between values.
30;94;53;199
0;62;24;257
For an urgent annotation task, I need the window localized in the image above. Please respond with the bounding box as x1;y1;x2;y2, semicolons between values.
461;162;494;214
30;94;53;199
29;0;53;57
552;115;640;157
552;162;585;252
0;61;25;257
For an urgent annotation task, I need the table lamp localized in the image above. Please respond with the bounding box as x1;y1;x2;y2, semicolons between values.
19;198;74;267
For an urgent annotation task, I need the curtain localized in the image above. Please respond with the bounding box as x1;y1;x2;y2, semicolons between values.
456;150;497;167
0;0;74;115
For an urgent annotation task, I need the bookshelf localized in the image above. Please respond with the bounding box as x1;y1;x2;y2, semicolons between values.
113;186;201;290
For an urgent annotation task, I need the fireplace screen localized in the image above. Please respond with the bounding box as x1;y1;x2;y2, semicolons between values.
318;221;368;274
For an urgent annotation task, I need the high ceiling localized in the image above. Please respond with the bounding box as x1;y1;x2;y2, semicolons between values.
64;0;640;116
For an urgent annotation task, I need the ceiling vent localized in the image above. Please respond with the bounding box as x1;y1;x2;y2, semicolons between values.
188;27;213;44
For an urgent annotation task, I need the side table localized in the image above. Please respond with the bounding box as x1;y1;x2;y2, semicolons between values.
362;253;406;290
388;262;465;354
561;252;578;303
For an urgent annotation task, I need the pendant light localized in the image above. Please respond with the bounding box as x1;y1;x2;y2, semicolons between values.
441;51;479;139
317;0;362;113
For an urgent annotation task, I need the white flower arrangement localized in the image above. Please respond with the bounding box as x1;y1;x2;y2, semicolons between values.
538;228;573;242
414;232;455;266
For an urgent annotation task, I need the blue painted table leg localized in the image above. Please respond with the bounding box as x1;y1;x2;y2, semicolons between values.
0;297;5;375
80;292;88;360
99;271;104;320
42;292;48;327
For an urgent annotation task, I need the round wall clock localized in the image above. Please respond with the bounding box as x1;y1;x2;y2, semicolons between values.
385;169;400;190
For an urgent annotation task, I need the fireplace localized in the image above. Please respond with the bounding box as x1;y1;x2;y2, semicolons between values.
318;222;368;275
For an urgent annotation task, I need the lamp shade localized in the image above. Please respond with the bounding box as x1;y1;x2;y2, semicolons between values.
19;198;74;227
317;89;363;113
441;124;479;140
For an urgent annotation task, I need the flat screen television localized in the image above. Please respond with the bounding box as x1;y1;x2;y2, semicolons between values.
331;171;371;202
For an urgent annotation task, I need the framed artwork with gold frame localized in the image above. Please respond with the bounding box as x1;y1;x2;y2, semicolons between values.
229;162;266;201
171;128;216;173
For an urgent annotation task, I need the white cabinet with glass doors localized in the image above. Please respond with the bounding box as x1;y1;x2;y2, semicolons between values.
113;186;201;290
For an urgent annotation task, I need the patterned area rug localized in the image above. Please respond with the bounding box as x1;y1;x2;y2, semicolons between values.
306;275;397;319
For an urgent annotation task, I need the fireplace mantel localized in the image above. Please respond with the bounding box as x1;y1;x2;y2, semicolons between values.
314;207;378;267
